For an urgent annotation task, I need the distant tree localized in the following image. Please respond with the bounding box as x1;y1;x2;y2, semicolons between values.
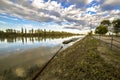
0;30;4;33
6;29;13;33
44;29;46;35
101;20;111;27
112;19;120;35
29;30;31;34
0;28;76;38
13;29;16;33
0;30;4;37
88;31;93;35
95;25;108;35
31;28;34;34
17;30;21;34
21;28;24;34
25;28;27;34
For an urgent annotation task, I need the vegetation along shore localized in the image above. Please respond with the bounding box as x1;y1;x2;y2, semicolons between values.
0;28;80;38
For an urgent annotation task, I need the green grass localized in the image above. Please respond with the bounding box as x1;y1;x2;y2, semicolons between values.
36;35;120;80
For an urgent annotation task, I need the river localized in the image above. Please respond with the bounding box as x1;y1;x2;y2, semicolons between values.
0;35;84;80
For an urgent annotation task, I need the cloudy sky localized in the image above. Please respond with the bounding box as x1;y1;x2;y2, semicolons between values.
0;0;120;33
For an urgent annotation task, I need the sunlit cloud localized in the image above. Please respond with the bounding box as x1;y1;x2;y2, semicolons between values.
0;0;120;33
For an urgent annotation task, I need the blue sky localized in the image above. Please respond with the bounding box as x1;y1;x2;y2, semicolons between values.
0;0;120;33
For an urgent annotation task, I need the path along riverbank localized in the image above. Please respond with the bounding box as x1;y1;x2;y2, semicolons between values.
35;35;120;80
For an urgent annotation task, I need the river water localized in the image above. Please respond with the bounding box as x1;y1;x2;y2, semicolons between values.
0;36;84;80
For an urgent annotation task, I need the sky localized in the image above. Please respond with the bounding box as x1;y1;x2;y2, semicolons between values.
0;0;120;34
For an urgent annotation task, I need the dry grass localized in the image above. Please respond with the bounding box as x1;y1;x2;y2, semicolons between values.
36;35;120;80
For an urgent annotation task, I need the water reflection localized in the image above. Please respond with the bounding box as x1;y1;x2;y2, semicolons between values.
0;36;84;80
0;36;68;43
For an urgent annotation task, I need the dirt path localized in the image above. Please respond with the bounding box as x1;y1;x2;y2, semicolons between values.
94;36;120;49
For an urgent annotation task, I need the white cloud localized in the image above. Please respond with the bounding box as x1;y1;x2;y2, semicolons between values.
0;0;120;33
111;10;120;15
87;7;96;12
0;0;87;26
103;0;120;5
0;14;19;21
101;0;120;10
87;0;94;4
56;0;92;5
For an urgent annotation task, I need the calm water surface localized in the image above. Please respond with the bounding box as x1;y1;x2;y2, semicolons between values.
0;36;84;80
0;37;66;55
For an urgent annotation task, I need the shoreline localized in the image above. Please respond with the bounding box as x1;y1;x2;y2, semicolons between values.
35;35;120;80
0;36;85;80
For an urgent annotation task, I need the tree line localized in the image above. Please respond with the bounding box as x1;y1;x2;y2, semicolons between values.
95;19;120;35
0;28;78;37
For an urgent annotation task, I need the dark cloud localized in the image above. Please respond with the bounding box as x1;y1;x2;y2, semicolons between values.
39;9;61;17
50;0;89;8
101;0;120;10
64;27;81;30
102;5;120;11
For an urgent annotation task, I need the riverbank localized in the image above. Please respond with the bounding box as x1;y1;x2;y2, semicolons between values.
0;35;84;80
36;35;120;80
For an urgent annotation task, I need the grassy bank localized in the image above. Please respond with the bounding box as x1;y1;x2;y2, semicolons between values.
36;35;120;80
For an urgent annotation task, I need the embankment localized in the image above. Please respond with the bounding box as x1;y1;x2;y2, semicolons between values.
35;35;120;80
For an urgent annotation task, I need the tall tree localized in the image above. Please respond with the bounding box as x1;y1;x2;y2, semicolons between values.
31;28;34;34
112;19;120;35
13;29;16;34
25;28;27;34
95;25;108;35
101;20;111;27
21;28;24;34
44;29;46;35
